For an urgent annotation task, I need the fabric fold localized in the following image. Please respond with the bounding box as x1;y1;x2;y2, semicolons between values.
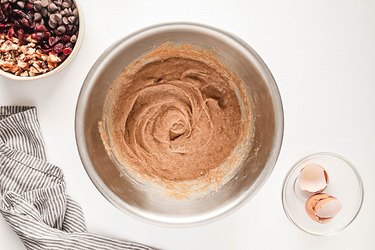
0;106;155;250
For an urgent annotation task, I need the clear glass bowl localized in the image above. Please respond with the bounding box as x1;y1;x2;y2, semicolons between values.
282;152;364;235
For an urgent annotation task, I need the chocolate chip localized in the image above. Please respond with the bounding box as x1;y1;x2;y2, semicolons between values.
34;1;42;11
17;1;25;8
70;34;76;43
49;13;61;24
55;13;62;23
67;16;75;24
48;18;57;28
56;25;66;35
60;8;68;16
49;13;56;22
71;24;77;34
40;0;48;8
34;12;42;21
48;3;58;12
62;1;70;8
40;7;48;17
66;24;73;32
72;8;78;17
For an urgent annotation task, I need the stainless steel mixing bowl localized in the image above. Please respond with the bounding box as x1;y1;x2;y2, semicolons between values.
75;23;283;226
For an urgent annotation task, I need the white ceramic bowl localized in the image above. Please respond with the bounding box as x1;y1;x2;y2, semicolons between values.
0;0;84;81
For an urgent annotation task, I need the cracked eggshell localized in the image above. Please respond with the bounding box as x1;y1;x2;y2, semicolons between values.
315;198;342;219
298;164;329;193
305;193;342;224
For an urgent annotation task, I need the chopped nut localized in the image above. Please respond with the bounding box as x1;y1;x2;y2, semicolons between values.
1;61;14;68
20;45;36;55
28;68;37;76
27;48;36;55
25;36;38;43
10;37;19;44
0;33;62;77
47;53;61;63
10;65;20;73
47;61;57;70
17;60;27;68
29;66;39;75
0;40;18;52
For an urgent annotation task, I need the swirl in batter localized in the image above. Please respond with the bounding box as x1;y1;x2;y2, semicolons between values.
103;44;245;182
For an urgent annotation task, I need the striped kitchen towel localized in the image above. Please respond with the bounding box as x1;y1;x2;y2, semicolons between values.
0;106;155;250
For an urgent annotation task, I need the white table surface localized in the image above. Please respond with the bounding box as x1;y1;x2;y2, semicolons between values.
1;0;375;249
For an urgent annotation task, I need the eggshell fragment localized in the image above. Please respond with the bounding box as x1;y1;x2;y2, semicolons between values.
298;164;328;193
305;193;342;224
305;193;330;222
315;198;342;219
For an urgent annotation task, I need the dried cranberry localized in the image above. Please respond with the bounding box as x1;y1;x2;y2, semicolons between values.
48;37;55;46
60;54;68;61
61;35;71;44
34;23;47;32
40;48;52;54
13;20;21;29
20;18;31;28
13;9;30;21
1;3;11;19
17;29;24;42
64;42;73;48
31;32;44;41
48;36;60;46
53;43;64;54
7;27;15;38
62;47;72;56
25;3;34;10
44;31;51;39
0;10;6;22
38;39;48;48
2;2;10;12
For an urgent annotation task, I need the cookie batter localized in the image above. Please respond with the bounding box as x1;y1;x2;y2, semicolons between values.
102;44;245;182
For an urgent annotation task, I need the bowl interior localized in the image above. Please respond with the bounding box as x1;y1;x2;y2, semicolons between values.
76;23;283;226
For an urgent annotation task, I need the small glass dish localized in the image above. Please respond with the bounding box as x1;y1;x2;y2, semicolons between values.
282;152;364;236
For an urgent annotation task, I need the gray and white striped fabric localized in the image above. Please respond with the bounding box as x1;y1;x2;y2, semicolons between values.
0;106;155;250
